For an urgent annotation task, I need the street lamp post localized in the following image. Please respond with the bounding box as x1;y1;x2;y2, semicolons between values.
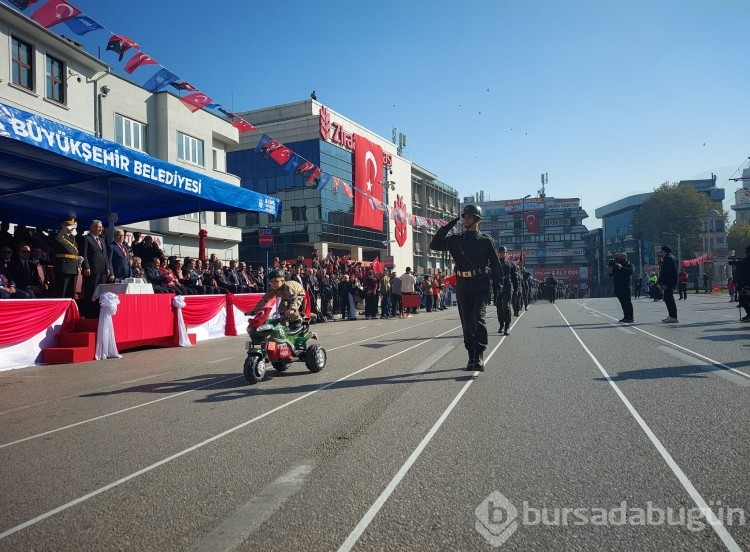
520;194;531;267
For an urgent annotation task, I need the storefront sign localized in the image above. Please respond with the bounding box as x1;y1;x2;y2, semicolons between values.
319;106;392;167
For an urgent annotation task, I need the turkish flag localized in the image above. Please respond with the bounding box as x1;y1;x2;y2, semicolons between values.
372;257;383;275
32;0;81;28
524;212;539;233
180;92;213;113
124;52;157;74
232;118;257;133
353;134;383;231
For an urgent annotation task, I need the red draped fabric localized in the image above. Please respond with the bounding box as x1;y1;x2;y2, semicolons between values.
0;299;79;346
224;293;266;336
230;293;265;314
181;295;226;326
224;293;237;336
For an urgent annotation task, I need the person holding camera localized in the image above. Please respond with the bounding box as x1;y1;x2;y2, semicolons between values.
734;245;750;322
608;252;634;323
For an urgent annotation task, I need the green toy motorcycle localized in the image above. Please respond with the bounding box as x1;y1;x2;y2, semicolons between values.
243;307;327;384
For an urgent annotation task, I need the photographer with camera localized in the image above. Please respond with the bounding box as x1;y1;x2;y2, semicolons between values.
733;245;750;322
608;252;634;323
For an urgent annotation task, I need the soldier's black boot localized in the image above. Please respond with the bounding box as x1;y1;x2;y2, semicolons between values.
475;351;485;371
466;351;476;371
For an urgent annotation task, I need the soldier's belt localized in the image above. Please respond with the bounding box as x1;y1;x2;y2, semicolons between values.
56;254;78;259
456;268;486;278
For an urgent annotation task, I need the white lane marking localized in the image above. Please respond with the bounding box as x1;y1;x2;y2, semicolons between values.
557;306;742;552
338;336;506;552
0;325;462;541
658;346;750;387
206;357;236;365
576;302;750;381
408;345;454;374
1;316;455;448
327;313;454;351
191;464;312;552
0;375;245;449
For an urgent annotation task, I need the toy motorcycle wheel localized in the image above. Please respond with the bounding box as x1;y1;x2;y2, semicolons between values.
244;355;266;384
304;344;326;373
272;361;290;373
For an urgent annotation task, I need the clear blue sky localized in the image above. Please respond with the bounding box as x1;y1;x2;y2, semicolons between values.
12;0;750;228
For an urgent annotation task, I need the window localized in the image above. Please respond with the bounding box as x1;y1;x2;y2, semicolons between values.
11;36;34;90
177;131;204;166
115;114;147;152
45;54;64;103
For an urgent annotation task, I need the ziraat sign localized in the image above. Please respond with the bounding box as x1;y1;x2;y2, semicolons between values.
319;106;392;168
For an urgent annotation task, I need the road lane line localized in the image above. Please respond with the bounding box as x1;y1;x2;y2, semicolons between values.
0;375;245;449
0;325;462;541
1;316;458;449
191;464;312;552
557;306;742;552
337;336;508;552
658;346;750;387
575;302;750;380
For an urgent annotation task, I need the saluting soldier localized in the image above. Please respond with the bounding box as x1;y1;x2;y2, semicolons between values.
495;245;519;336
430;204;501;371
53;217;80;299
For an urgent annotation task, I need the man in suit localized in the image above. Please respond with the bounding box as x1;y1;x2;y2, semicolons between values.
80;219;113;317
108;228;133;281
7;242;47;298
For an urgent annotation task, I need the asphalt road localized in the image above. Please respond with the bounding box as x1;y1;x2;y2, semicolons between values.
1;293;748;551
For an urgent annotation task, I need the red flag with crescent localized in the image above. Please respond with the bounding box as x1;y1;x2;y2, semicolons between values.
32;0;81;28
353;134;383;231
524;212;539;233
180;92;213;112
124;52;158;74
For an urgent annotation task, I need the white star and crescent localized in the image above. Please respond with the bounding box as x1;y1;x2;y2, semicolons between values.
56;3;75;20
364;150;377;192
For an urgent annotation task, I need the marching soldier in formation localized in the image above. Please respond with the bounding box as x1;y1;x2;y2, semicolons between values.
495;245;519;336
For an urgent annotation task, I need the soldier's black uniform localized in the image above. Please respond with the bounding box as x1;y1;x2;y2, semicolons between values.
430;208;500;370
495;253;518;335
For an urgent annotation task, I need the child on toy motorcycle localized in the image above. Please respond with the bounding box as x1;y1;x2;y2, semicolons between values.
249;269;305;330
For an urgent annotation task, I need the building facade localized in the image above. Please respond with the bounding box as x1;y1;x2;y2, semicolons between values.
228;101;459;274
462;194;591;287
0;3;243;259
730;167;750;225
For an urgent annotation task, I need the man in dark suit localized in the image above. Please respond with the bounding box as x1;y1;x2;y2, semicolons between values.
80;219;113;317
53;217;80;299
7;243;44;298
108;228;133;281
144;257;175;293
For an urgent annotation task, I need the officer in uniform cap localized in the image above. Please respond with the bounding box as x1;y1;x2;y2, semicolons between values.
495;245;518;335
53;217;80;299
430;204;501;371
249;268;306;331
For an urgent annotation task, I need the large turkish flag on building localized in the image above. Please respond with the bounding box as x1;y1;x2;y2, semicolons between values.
353;134;383;231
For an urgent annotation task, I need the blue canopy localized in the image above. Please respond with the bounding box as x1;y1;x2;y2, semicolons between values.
0;102;279;229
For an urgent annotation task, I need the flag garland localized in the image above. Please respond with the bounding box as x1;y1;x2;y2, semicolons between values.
10;0;454;230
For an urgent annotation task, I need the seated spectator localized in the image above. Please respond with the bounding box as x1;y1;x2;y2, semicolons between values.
131;256;145;279
144;257;176;293
182;258;217;294
8;243;41;298
170;259;197;294
1;257;31;298
237;262;257;292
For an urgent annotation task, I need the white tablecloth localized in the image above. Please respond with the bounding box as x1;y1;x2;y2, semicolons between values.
93;282;154;300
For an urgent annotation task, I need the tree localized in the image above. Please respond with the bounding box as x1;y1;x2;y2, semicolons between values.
632;183;719;260
727;220;750;256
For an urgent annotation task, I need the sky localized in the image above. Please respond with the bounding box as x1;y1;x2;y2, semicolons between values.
9;0;749;229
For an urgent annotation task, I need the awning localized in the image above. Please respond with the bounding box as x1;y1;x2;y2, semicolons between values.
0;102;280;229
